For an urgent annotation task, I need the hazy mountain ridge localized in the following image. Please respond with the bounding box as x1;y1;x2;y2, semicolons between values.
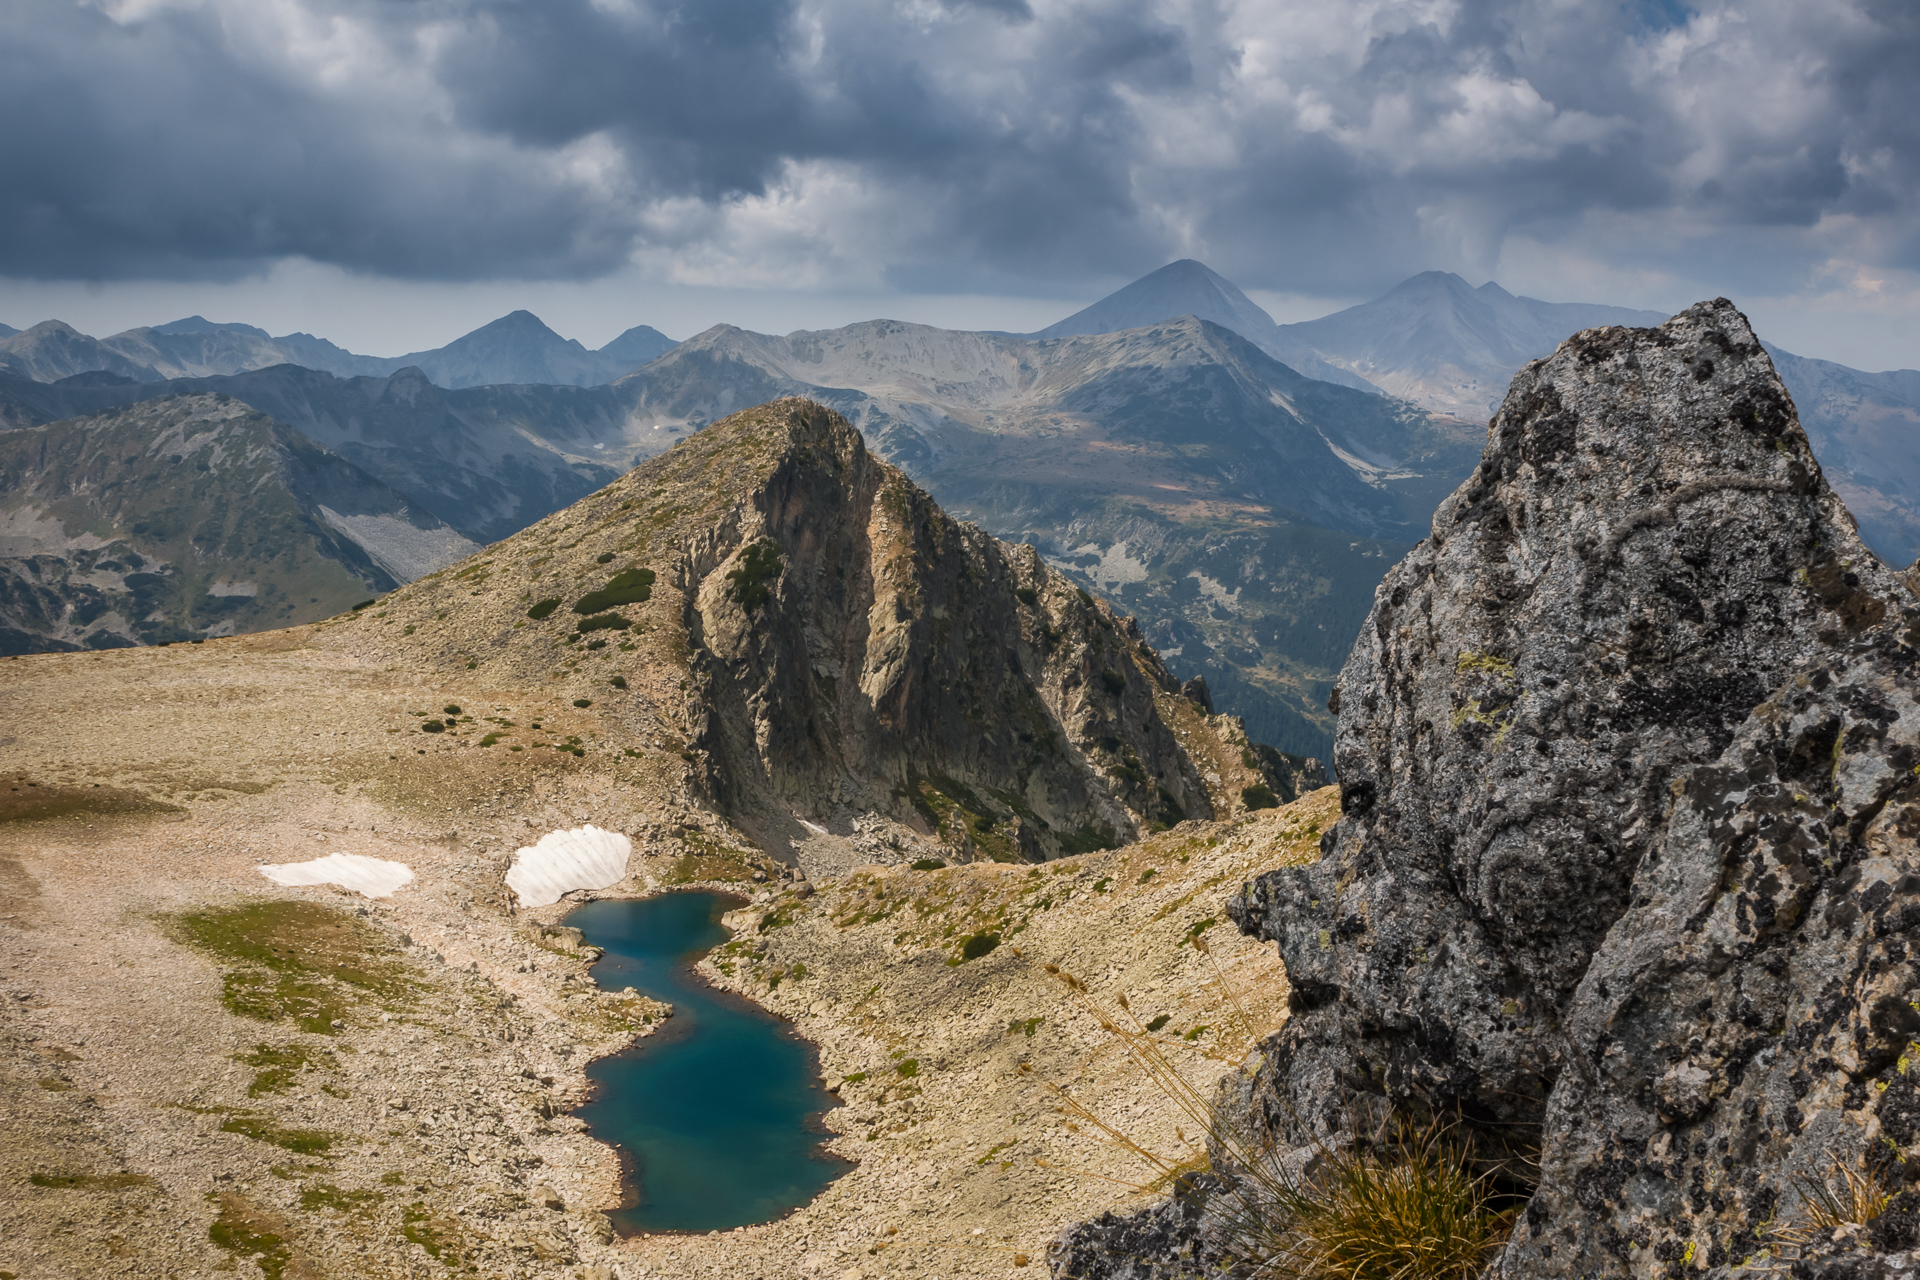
1033;259;1382;393
0;363;674;546
602;315;1482;754
0;311;678;390
1044;264;1920;566
1270;271;1669;419
0;393;475;654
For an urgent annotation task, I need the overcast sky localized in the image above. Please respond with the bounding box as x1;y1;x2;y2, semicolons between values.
1;0;1916;368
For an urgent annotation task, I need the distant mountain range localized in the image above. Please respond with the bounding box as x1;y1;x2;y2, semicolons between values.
2;262;1913;756
0;394;475;653
0;311;676;389
1027;260;1920;565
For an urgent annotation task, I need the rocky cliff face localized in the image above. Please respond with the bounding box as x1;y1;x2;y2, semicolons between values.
333;397;1298;863
1061;301;1920;1277
672;398;1218;857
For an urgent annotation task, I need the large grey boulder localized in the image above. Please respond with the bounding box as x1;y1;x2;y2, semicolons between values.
1503;607;1920;1275
1232;298;1904;1137
1125;299;1920;1278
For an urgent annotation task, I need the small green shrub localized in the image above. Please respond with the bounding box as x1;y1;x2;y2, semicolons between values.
443;705;460;715
1243;783;1281;810
527;597;562;620
220;1116;334;1154
957;932;1000;961
586;639;606;650
842;1071;868;1085
351;599;375;611
1100;668;1127;695
726;541;783;611
576;612;632;633
574;567;655;615
909;858;946;871
1138;868;1157;884
895;1058;920;1078
1015;586;1039;607
1145;1013;1172;1032
573;698;592;708
596;552;616;564
420;721;444;734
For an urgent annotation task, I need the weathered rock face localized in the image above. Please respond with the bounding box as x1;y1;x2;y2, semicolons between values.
1179;300;1920;1277
679;399;1214;855
1232;299;1902;1137
1504;614;1920;1275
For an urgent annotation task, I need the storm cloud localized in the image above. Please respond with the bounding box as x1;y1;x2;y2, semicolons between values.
3;0;1915;299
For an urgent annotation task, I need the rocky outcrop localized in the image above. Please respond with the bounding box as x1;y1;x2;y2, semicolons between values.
1060;300;1920;1276
667;399;1220;858
1232;298;1902;1138
1504;600;1920;1275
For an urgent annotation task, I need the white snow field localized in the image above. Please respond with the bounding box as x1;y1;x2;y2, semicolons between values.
504;825;632;907
258;853;415;899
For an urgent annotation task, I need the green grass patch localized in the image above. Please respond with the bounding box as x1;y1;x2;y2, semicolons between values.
208;1199;292;1280
725;541;783;611
574;567;655;615
955;931;1000;962
909;858;947;871
401;1202;466;1265
299;1182;382;1214
168;900;416;1034
236;1044;328;1096
1242;783;1281;810
895;1058;920;1079
526;597;562;620
220;1115;336;1155
576;612;632;633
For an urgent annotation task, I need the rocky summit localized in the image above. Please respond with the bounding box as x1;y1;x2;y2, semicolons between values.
1061;299;1920;1277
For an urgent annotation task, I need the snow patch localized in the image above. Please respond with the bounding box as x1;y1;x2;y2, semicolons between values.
1187;570;1241;613
505;825;632;907
315;507;480;583
1076;541;1150;590
259;853;414;899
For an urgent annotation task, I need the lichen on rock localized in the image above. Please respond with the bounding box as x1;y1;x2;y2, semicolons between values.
1059;300;1920;1277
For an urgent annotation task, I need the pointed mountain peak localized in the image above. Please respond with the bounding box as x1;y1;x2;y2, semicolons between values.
339;395;1242;857
466;310;563;339
150;316;272;338
1033;259;1277;343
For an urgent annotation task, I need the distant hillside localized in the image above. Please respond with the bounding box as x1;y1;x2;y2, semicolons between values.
0;394;475;654
1270;271;1668;419
1032;259;1380;391
0;312;679;389
0;364;660;546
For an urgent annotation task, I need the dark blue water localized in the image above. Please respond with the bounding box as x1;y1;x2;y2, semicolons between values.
565;891;852;1234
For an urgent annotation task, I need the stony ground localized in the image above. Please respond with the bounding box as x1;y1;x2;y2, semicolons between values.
0;632;1328;1280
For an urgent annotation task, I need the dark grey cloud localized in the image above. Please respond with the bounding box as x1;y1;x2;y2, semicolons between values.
2;0;1915;302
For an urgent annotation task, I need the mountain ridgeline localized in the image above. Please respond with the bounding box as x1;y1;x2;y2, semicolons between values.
0;311;677;389
5;263;1916;758
0;395;473;653
313;398;1317;859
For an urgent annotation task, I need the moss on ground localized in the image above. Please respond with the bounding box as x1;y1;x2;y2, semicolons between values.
168;900;417;1033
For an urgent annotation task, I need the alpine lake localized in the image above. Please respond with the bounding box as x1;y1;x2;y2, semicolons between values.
564;891;853;1234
